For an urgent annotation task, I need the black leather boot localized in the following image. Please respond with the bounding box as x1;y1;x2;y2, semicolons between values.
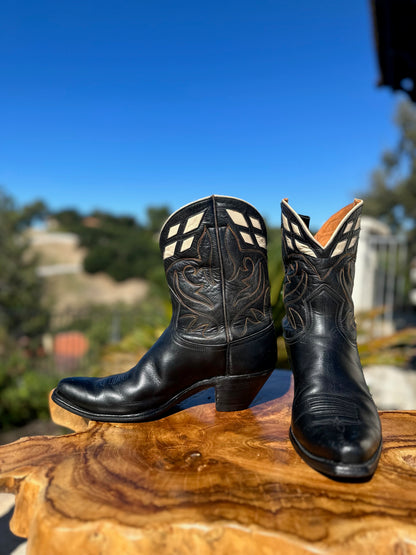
52;195;277;422
281;198;382;479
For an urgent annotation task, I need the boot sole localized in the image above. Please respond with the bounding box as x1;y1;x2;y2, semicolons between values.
289;428;382;481
51;369;273;423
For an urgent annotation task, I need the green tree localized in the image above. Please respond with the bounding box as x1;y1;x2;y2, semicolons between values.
146;206;170;234
0;189;49;339
362;100;416;253
0;190;54;430
51;208;83;232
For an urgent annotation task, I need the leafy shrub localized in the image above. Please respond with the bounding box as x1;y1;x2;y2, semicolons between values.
0;344;59;430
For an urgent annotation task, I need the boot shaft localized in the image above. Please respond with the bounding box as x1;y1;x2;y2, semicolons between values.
281;199;363;343
160;195;273;344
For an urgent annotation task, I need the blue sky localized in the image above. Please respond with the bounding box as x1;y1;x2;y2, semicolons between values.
0;0;402;227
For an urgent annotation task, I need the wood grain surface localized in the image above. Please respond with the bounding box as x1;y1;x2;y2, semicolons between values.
1;370;416;554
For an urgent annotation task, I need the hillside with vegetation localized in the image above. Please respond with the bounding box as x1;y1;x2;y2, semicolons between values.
29;229;149;313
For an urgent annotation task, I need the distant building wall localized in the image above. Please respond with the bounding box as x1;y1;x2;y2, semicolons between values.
353;216;391;312
28;230;84;277
353;216;407;336
29;231;79;245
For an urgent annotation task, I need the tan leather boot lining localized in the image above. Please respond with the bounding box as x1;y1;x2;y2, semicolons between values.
314;200;360;247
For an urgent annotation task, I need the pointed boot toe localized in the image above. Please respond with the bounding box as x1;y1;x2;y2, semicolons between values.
281;199;382;480
290;425;382;479
54;377;89;406
52;196;277;422
53;376;110;417
290;400;382;478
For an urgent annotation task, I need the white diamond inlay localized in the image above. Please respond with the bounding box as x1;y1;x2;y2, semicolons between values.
227;209;248;227
180;236;194;252
292;223;301;236
344;221;353;234
332;239;347;257
295;239;317;258
282;214;290;231
354;217;361;231
184;211;205;234
255;234;266;248
250;216;262;230
286;236;293;250
349;236;358;249
240;231;254;245
163;242;177;259
167;223;180;238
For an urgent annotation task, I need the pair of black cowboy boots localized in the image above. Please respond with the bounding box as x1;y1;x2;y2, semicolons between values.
52;195;382;480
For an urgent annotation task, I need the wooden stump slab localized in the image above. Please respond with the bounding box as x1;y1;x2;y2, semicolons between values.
1;371;416;554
